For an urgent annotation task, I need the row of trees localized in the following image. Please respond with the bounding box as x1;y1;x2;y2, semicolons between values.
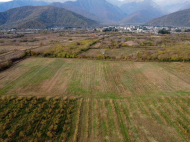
0;51;27;71
126;45;190;61
0;96;76;141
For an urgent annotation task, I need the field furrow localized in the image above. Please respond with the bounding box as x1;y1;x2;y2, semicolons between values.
0;58;190;141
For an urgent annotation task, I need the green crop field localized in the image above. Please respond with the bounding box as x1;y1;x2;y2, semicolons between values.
0;58;190;98
0;58;190;141
1;96;190;141
0;97;75;141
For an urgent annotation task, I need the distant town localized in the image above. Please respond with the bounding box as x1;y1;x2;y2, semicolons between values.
1;26;190;35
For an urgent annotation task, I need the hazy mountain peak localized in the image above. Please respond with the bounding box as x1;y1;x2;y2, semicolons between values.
146;8;190;27
120;0;168;24
63;0;126;23
120;0;167;15
180;2;190;11
106;0;121;6
51;2;101;22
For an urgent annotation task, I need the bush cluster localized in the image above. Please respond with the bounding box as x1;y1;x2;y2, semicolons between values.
158;28;170;34
128;44;190;61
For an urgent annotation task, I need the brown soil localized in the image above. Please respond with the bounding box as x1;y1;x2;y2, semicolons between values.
125;41;138;46
80;49;101;57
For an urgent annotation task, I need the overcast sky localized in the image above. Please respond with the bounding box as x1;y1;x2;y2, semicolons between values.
0;0;189;6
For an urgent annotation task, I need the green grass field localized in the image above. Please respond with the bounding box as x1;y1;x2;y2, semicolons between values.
0;58;190;98
0;58;190;141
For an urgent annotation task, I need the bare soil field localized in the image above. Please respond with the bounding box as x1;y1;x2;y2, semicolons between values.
0;58;189;99
80;49;102;57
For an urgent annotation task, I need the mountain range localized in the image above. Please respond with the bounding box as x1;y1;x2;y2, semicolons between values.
163;2;190;13
120;0;167;15
0;0;190;28
146;8;190;27
0;6;97;29
0;0;169;24
51;2;100;22
120;0;167;24
62;0;126;23
106;0;121;7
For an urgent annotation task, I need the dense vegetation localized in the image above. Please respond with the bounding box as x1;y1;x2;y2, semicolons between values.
30;39;98;58
185;29;190;32
0;96;76;141
0;95;189;141
158;28;170;34
135;43;190;61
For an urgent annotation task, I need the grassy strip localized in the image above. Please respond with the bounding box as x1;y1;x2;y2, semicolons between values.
73;98;83;142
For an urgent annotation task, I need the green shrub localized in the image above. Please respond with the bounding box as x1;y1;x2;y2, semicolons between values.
158;28;170;34
58;52;66;58
184;29;190;32
151;53;158;60
97;54;104;59
171;54;179;61
158;54;169;61
176;29;181;32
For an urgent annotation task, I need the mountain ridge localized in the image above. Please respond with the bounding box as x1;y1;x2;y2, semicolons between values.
180;3;190;11
146;8;190;27
120;0;167;15
63;0;126;23
121;10;158;24
0;5;97;29
119;0;167;24
51;2;101;22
